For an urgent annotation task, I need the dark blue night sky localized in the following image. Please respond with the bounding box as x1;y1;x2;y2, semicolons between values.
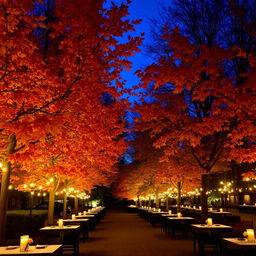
104;0;171;104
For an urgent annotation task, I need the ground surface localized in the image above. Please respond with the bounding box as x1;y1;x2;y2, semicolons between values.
80;210;195;256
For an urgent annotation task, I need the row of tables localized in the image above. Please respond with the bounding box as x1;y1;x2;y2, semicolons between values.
0;206;106;256
133;206;256;256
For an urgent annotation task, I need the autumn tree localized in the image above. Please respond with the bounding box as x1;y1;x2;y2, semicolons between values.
135;0;256;221
0;0;142;243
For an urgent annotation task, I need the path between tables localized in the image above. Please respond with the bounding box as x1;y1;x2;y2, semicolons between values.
80;210;195;256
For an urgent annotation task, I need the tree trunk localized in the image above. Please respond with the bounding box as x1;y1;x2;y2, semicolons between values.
63;180;68;219
137;196;142;208
201;174;208;222
166;194;169;211
29;193;33;218
63;192;67;219
74;196;78;214
177;181;181;212
148;196;151;207
155;188;159;209
0;134;16;245
48;179;56;225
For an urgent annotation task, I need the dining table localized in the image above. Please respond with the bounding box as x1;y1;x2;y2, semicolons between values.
222;238;256;256
0;245;62;256
63;219;89;240
192;224;232;255
75;215;96;231
39;225;80;256
167;217;195;238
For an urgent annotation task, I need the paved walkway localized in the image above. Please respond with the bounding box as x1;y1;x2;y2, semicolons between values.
80;210;195;256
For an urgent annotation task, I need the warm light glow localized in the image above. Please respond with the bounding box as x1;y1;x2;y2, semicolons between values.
23;184;27;188
168;210;172;215
30;183;34;188
31;191;34;195
20;235;29;252
177;212;182;218
246;229;255;241
8;185;13;190
39;186;42;190
206;218;213;226
58;219;63;228
220;208;223;213
43;192;46;197
72;214;76;220
0;163;3;168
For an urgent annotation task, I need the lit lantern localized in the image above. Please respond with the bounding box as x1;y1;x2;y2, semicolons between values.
72;214;76;220
220;208;223;213
168;210;172;215
58;219;63;228
177;212;182;218
246;229;255;241
206;218;213;226
20;235;29;252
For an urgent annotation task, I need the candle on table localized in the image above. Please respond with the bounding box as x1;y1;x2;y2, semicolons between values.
20;235;29;252
177;212;182;218
72;214;76;220
158;209;161;212
193;206;196;209
246;229;255;241
83;211;87;215
199;206;202;210
58;219;63;228
206;218;213;226
220;208;223;213
78;212;82;216
209;207;213;211
168;210;172;215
